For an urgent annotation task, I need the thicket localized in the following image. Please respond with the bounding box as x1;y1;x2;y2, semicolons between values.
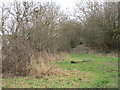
75;1;119;52
0;1;119;76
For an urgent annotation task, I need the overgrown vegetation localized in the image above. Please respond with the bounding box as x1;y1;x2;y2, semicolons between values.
0;0;119;88
75;1;119;52
2;53;118;88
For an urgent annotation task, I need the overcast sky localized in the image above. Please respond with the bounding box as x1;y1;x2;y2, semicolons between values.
0;0;76;13
0;0;119;14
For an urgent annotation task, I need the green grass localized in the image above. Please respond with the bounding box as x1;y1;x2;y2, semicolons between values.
57;53;118;88
2;53;118;88
0;78;2;89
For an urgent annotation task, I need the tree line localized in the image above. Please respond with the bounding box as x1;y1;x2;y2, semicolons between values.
0;1;119;76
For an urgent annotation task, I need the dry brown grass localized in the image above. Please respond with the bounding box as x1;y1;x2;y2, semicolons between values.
30;52;67;78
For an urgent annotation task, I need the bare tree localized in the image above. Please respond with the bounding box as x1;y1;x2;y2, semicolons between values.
74;1;118;52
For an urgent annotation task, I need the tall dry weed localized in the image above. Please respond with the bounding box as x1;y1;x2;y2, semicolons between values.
30;52;67;78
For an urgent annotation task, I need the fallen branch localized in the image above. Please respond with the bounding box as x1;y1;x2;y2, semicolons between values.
71;59;92;63
44;64;55;76
36;64;55;78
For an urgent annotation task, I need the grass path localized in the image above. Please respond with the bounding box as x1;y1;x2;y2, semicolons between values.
57;53;118;88
2;53;118;88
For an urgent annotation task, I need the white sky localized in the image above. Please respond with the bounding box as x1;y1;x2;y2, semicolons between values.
0;0;76;11
0;0;119;17
0;0;119;14
0;0;77;16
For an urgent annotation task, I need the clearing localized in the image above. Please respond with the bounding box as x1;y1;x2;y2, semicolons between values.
2;53;118;88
